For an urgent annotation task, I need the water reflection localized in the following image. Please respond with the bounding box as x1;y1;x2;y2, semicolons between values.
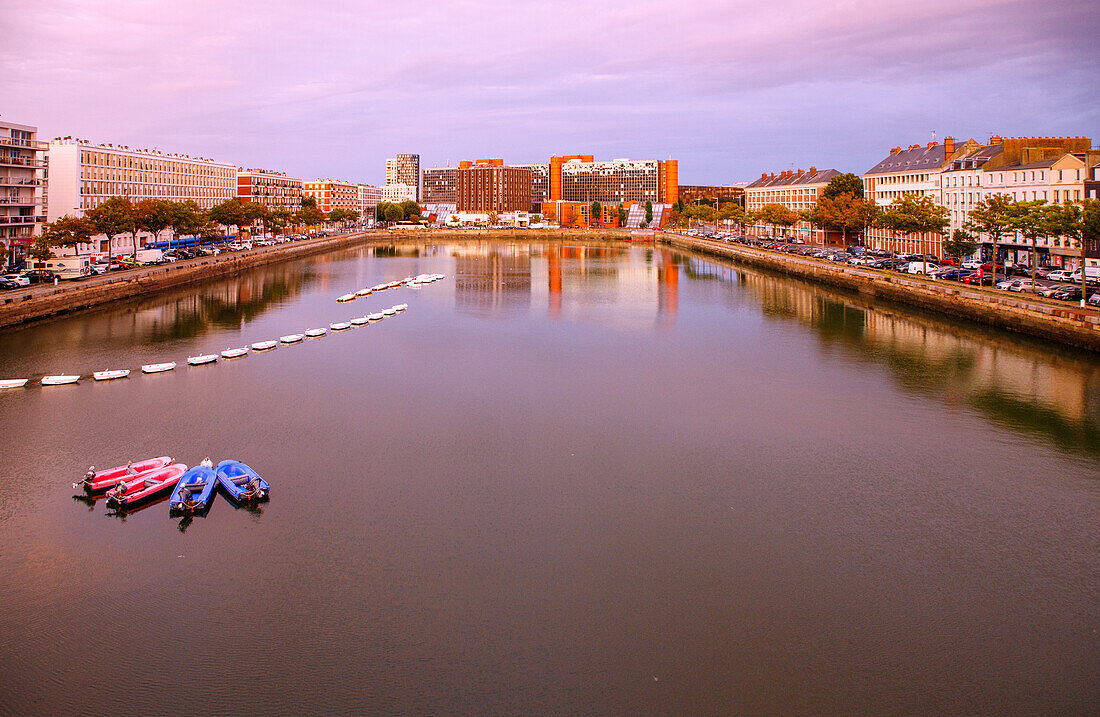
681;252;1100;457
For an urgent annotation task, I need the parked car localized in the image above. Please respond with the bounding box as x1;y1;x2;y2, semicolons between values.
907;262;940;275
90;262;110;275
21;269;58;284
2;273;31;287
1008;280;1041;293
1050;286;1083;301
1088;293;1100;307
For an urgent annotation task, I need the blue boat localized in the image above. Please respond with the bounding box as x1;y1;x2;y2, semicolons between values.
215;460;269;503
169;465;217;513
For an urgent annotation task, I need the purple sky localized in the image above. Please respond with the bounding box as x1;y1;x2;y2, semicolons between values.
4;0;1097;185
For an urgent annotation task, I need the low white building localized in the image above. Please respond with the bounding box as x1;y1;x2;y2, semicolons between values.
382;183;417;203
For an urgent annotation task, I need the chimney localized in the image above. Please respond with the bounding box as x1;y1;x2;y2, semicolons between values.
927;141;936;148
797;168;804;177
809;166;817;174
944;136;955;155
770;172;775;180
761;172;768;180
989;135;1002;145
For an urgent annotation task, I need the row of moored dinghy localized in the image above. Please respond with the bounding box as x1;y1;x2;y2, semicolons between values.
336;273;444;303
74;455;269;514
0;298;418;388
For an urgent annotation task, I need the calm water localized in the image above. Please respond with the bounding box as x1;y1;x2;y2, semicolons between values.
0;240;1097;715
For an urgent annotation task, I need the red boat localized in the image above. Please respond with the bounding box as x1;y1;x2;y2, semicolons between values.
105;463;187;509
74;456;173;495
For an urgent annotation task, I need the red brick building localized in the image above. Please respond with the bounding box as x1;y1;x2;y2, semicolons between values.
456;159;533;213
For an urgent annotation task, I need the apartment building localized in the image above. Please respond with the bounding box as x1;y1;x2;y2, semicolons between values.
679;184;746;207
386;154;420;201
382;183;417;203
511;163;550;212
456;159;532;213
421;167;457;204
861;137;970;256
45;137;235;254
0;121;45;260
745;167;841;243
237;168;303;213
304;178;360;217
553;156;679;205
358;184;382;219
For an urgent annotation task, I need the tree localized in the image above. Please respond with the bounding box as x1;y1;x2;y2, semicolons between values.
757;203;799;243
804;193;879;246
942;228;978;263
329;208;348;225
301;195;319;211
41;215;96;256
135;199;173;251
400;200;421;221
170;200;205;248
820;173;864;200
487;211;500;226
270;208;292;235
879;194;949;274
208;199;246;240
616;205;626;226
645;200;653;226
1007;200;1058;291
591;201;602;227
965;194;1016;276
383;204;402;222
1046;201;1094;305
85;196;135;258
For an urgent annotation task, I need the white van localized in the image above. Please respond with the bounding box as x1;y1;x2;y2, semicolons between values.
1070;267;1100;285
135;249;164;264
25;256;91;280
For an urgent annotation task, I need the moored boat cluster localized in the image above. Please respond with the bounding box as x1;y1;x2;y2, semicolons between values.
74;456;269;514
1;273;443;388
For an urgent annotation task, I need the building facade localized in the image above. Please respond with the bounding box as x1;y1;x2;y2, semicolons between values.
386;154;420;201
0;121;46;260
861;137;969;256
45;137;236;255
745;167;841;244
236;168;302;213
456;160;533;213
358;184;382;219
678;184;746;207
553;157;678;206
303;178;360;217
421;167;457;204
381;183;417;203
512;163;550;213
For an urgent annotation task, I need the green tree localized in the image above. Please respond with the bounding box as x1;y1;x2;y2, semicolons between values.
85;196;135;258
301;195;319;211
591;201;602;226
1007;200;1058;291
879;194;949;273
804;193;879;246
965;194;1016;274
41;215;96;257
400;200;421;221
942;228;978;263
169;200;205;248
616;205;626;226
135;199;174;250
208;199;245;240
644;200;653;226
820;173;864;200
487;211;500;226
758;202;799;243
329;208;348;225
383;204;402;222
270;208;292;235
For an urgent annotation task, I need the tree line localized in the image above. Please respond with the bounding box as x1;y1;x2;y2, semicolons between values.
29;194;361;261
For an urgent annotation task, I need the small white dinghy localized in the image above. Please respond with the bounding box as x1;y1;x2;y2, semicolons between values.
280;334;304;344
355;288;373;297
367;312;384;322
188;354;218;366
350;316;369;326
251;340;277;351
336;293;356;303
0;379;28;389
329;322;351;331
221;347;249;359
142;362;176;374
386;281;400;289
304;328;327;338
371;284;386;292
93;369;130;381
42;374;80;385
394;303;408;312
382;307;397;316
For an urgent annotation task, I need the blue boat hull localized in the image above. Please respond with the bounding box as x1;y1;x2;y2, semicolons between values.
215;460;269;503
169;466;217;512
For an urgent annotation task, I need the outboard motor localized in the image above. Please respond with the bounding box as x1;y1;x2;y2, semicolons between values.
248;477;263;499
73;467;96;489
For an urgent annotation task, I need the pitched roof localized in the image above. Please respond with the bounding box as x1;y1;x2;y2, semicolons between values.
864;144;948;175
943;144;1003;172
745;168;841;189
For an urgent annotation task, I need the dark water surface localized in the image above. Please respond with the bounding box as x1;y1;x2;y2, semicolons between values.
0;241;1097;715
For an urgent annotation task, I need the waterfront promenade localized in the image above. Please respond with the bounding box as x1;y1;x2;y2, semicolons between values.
660;232;1100;353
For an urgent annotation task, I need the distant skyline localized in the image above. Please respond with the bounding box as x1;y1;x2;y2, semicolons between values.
3;0;1097;186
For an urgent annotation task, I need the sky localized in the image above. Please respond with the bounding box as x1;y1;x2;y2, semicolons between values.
3;0;1098;186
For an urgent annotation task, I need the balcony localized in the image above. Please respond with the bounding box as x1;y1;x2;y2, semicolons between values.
0;137;38;149
0;177;39;187
0;197;37;207
0;215;39;225
0;155;41;168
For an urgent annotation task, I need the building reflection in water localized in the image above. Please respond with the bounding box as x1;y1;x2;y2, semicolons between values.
454;243;532;316
716;262;1100;456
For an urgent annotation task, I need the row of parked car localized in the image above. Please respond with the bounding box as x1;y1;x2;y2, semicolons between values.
698;233;1100;306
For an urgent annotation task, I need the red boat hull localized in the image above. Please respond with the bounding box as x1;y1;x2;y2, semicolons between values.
80;456;173;494
105;464;187;509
